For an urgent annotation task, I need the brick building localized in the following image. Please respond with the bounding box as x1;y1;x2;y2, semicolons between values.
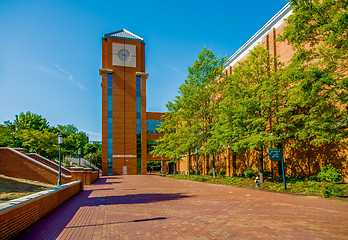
99;29;165;175
177;2;348;181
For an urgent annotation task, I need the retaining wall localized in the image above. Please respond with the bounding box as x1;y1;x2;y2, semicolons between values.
0;181;82;240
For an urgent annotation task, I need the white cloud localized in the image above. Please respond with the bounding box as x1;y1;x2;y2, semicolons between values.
53;63;85;90
163;63;187;76
84;130;102;141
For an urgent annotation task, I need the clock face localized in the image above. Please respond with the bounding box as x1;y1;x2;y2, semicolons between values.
118;49;130;61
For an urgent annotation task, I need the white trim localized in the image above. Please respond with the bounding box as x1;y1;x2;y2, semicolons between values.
29;153;71;173
7;148;70;178
113;155;136;158
0;181;79;212
224;2;292;69
122;29;144;41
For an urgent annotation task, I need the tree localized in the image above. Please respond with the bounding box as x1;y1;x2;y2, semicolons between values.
279;0;348;104
10;111;50;131
19;128;57;158
280;0;348;72
153;48;225;177
0;124;14;147
278;0;348;148
56;124;88;155
181;48;225;177
218;45;282;182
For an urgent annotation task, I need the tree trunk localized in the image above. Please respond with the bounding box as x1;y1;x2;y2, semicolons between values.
259;148;264;183
212;153;216;178
188;150;191;175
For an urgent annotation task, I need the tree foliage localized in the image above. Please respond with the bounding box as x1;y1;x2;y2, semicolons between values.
280;0;348;75
0;112;97;163
152;48;225;177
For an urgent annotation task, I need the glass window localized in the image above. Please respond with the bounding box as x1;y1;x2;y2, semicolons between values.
136;76;142;174
107;73;113;175
146;120;164;134
147;139;158;153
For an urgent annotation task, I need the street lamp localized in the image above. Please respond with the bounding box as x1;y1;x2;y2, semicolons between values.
15;126;18;148
78;148;81;166
195;148;198;176
57;134;63;186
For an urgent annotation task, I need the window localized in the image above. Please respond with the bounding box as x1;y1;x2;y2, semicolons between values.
136;76;142;174
147;139;158;153
107;73;113;175
146;120;164;134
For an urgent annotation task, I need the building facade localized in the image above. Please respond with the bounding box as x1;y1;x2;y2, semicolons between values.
177;2;347;181
100;29;164;175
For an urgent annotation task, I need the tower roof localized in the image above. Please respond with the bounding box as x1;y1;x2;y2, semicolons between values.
103;29;144;42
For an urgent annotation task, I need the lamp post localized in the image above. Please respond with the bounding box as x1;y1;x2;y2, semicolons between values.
15;126;18;148
78;148;81;166
58;134;63;186
195;148;198;176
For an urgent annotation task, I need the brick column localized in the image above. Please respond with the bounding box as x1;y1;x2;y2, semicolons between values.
70;167;84;191
83;168;92;185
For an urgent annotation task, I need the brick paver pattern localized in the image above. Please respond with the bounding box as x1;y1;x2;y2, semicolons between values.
17;175;348;239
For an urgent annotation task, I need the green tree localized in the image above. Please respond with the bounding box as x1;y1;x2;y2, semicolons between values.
181;48;225;178
57;124;88;155
277;0;348;149
153;48;225;178
19;128;57;158
218;45;282;182
0;124;15;147
11;111;50;131
280;0;348;76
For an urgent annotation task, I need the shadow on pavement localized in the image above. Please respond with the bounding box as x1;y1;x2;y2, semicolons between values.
84;193;190;206
65;217;167;229
16;178;190;239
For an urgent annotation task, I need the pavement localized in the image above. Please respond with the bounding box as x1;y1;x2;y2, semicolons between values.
17;175;348;240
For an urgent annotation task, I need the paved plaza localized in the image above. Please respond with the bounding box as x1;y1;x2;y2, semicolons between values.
17;175;348;239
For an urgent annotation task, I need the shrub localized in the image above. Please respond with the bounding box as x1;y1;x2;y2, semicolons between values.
317;164;341;183
308;175;318;181
245;167;258;178
321;184;346;198
208;169;215;176
263;170;273;178
194;176;206;182
219;169;226;177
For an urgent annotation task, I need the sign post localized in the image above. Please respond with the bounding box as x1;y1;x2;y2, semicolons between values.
269;147;287;190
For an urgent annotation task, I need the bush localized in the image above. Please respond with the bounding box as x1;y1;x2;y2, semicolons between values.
263;170;273;178
321;184;346;198
219;169;226;177
317;164;341;183
208;169;215;176
245;167;258;178
309;175;318;181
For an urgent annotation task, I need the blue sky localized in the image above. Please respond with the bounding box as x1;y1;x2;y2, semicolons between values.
0;0;288;141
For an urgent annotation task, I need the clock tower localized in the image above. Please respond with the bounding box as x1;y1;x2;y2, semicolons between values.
99;29;148;175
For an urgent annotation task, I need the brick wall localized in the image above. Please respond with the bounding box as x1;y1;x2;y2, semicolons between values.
0;148;99;185
0;181;82;240
0;148;71;185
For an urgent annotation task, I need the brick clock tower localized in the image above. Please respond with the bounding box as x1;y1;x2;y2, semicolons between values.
99;29;148;175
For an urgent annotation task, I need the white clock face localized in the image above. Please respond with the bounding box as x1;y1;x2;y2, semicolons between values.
113;43;136;67
118;49;130;61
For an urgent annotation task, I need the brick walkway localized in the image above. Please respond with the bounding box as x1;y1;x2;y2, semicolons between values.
17;175;348;240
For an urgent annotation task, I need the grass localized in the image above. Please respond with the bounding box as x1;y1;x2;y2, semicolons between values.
0;174;55;203
157;173;348;199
